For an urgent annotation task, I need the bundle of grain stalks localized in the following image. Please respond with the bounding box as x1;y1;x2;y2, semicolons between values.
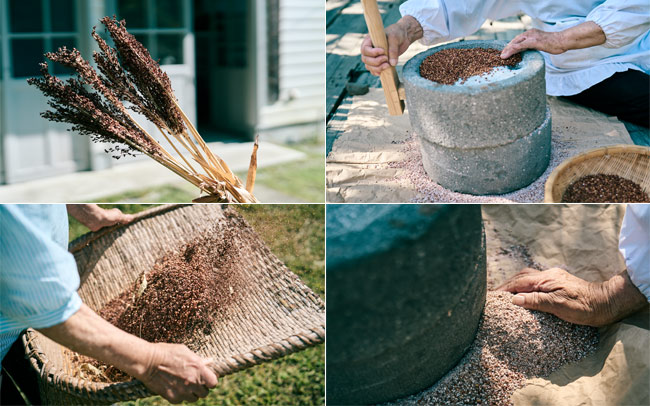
69;221;245;383
28;16;258;203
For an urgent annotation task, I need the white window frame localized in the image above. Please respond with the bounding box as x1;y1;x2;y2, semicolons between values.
108;0;191;67
1;0;81;79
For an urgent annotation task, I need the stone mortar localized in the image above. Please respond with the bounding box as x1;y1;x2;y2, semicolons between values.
326;204;487;405
419;106;552;195
403;40;547;149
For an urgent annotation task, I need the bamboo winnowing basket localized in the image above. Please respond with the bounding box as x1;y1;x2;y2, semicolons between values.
545;145;650;202
22;204;325;405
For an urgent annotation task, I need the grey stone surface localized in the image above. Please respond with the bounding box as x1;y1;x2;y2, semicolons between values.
326;204;487;405
419;107;552;195
403;40;547;149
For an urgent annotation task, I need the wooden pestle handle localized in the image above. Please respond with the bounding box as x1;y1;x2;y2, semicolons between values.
361;0;405;116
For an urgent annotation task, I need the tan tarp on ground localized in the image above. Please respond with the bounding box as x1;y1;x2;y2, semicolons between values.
327;89;633;203
482;204;649;406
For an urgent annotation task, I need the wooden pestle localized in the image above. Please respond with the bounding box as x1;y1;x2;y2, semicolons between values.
361;0;405;115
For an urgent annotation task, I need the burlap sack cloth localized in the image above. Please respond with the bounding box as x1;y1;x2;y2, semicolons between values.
482;204;649;405
327;89;633;203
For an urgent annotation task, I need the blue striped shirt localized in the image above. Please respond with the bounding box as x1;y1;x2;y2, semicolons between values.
0;205;82;361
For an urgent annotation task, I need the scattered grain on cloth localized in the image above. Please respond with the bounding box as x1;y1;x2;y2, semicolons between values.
387;132;572;202
386;291;598;406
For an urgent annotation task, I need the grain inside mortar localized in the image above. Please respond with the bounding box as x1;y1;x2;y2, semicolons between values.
69;220;245;383
386;291;598;406
419;48;522;85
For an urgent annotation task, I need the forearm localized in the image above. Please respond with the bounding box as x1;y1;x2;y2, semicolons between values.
396;15;424;44
66;204;102;222
39;304;153;379
501;21;607;58
600;269;648;323
66;204;133;232
559;21;606;51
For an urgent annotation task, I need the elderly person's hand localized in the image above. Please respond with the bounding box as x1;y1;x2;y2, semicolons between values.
67;204;134;232
497;268;647;327
40;304;218;404
139;343;218;404
361;15;423;76
501;21;606;59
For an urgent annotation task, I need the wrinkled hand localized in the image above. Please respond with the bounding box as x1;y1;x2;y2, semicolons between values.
361;15;422;76
88;207;134;231
138;343;218;404
497;268;610;326
497;268;647;327
501;29;567;59
88;208;134;231
39;305;218;405
67;204;134;232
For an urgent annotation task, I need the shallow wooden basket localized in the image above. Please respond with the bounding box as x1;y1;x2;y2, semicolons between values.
22;204;325;405
544;145;650;203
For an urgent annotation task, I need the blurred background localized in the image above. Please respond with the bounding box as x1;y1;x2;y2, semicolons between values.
0;0;325;202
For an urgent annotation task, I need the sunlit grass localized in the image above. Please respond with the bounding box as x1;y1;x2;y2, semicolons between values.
92;140;325;203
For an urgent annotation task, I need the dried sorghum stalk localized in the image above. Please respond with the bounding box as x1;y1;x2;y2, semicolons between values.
28;16;258;203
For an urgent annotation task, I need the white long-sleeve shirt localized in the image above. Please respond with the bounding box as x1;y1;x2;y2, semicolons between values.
619;204;650;302
399;0;650;96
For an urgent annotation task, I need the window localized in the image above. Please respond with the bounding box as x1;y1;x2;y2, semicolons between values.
194;1;247;69
6;0;78;78
11;39;44;77
9;0;43;33
116;0;187;65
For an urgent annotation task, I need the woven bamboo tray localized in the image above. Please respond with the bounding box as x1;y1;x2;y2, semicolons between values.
544;145;650;203
21;204;325;405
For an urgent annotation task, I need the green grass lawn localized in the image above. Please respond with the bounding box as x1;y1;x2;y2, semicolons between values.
235;141;325;204
94;140;325;203
92;185;196;204
68;204;324;406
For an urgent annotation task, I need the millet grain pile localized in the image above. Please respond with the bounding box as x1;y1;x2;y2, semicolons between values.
387;132;574;202
561;174;650;203
71;221;245;382
393;292;598;406
420;48;522;85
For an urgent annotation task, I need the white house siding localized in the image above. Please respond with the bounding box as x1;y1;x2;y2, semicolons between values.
258;0;325;129
0;0;90;184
